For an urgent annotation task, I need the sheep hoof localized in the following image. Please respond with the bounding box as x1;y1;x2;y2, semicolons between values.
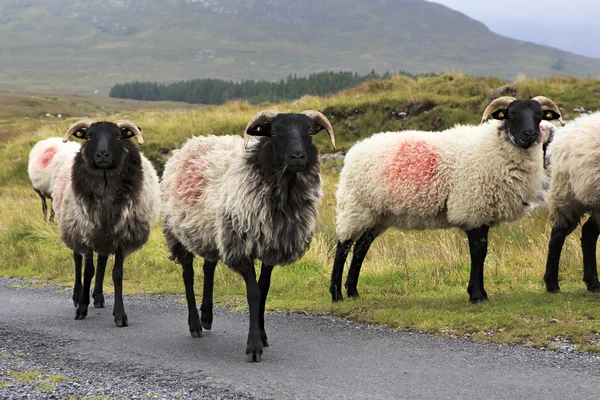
114;313;128;327
74;304;88;320
330;287;344;302
190;329;202;338
469;293;488;304
586;281;600;292
189;314;203;336
246;340;263;362
545;282;561;293
92;292;105;308
247;353;262;363
200;321;212;330
346;286;359;298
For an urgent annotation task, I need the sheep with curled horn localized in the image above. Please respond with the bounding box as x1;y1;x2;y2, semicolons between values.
161;110;335;362
53;119;160;326
331;96;561;304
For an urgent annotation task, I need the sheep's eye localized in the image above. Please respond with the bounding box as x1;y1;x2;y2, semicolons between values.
308;128;316;135
271;130;278;137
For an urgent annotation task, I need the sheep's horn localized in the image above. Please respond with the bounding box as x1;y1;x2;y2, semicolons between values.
244;110;279;148
63;120;94;142
302;110;336;149
481;97;516;123
531;96;564;126
114;120;143;144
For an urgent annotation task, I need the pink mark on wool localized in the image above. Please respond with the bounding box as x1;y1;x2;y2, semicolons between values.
171;147;211;207
385;140;439;188
38;146;57;169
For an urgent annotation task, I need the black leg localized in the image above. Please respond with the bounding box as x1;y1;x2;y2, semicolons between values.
345;230;378;298
330;239;354;302
581;217;600;292
544;222;578;293
93;254;108;308
258;263;274;347
112;250;128;327
180;251;201;337
242;261;262;362
465;226;490;303
200;259;217;331
49;198;55;223
34;188;47;221
72;252;82;307
75;252;94;320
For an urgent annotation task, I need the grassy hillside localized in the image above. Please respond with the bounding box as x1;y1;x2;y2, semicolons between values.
1;0;600;91
2;74;600;352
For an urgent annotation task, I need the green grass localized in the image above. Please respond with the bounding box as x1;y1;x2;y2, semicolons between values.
1;366;75;392
2;74;600;352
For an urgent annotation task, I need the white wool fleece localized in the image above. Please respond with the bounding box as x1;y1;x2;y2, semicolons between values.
336;120;544;241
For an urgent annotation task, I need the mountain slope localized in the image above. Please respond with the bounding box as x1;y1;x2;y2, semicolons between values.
1;0;599;91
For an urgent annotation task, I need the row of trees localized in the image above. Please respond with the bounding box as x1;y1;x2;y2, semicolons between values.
109;70;410;104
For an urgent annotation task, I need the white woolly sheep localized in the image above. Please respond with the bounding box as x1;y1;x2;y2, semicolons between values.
27;137;80;221
543;112;600;293
53;120;160;326
331;96;562;303
162;110;335;362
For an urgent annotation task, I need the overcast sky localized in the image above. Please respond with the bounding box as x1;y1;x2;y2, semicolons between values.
430;0;600;58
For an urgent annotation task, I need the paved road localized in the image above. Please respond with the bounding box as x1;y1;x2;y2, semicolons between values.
1;278;599;399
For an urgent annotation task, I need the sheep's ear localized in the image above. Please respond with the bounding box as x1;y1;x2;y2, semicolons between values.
72;128;88;139
542;110;561;121
246;122;272;136
311;122;325;134
491;109;508;120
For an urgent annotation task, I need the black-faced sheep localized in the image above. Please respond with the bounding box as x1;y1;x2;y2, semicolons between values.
543;112;600;293
27;137;80;221
330;96;562;303
53;120;160;326
161;110;335;361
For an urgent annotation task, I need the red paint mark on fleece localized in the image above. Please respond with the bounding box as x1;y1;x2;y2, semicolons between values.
385;140;439;188
172;146;211;207
38;146;57;169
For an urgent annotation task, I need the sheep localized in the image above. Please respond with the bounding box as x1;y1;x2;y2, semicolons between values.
53;120;160;326
543;112;600;293
330;96;562;304
161;110;335;362
27;137;80;221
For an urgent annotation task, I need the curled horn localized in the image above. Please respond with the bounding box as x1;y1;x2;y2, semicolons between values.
243;110;279;148
481;97;516;123
531;96;564;126
302;110;336;149
63;120;93;142
114;120;144;144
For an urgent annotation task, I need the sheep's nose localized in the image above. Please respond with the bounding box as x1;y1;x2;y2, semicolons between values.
96;151;110;159
523;130;535;137
290;151;306;161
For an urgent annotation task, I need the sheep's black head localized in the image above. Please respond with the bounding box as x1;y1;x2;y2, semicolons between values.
245;110;335;173
482;96;562;149
63;120;143;170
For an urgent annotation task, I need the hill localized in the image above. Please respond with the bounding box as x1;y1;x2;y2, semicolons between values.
1;0;600;92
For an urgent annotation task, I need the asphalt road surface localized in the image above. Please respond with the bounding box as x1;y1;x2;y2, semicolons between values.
1;278;599;399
